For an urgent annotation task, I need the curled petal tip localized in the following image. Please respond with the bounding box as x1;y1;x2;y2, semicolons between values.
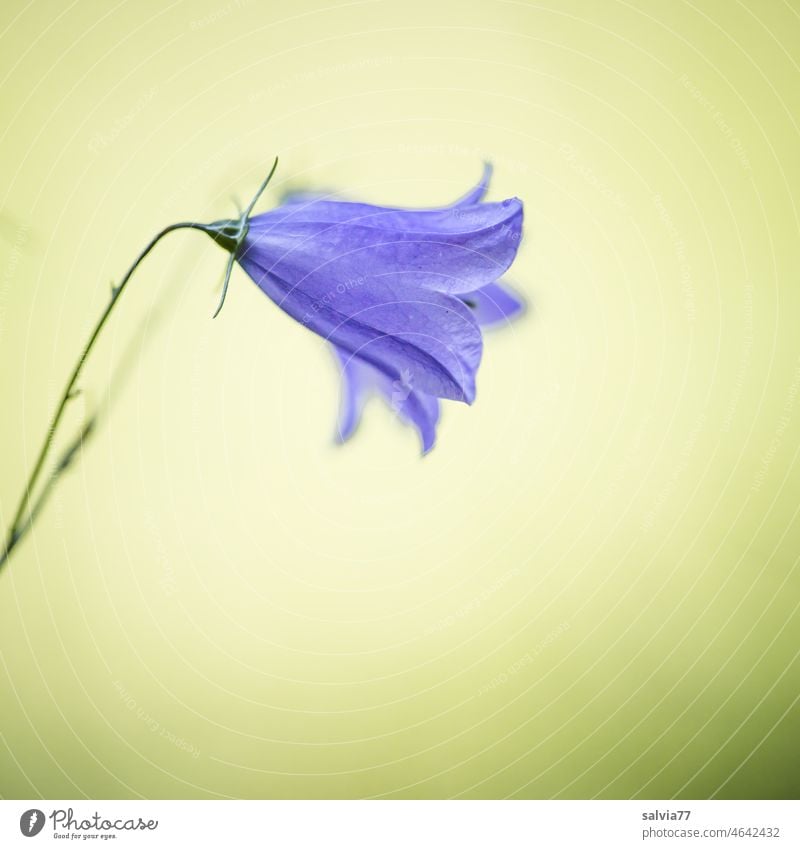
455;161;494;207
420;438;437;456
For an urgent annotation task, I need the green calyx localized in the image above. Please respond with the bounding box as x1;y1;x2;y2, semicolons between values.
203;156;279;319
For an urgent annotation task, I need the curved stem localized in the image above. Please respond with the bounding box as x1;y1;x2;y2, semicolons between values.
0;220;210;572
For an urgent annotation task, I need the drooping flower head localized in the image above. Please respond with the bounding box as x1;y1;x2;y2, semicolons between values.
0;160;525;572
204;161;524;452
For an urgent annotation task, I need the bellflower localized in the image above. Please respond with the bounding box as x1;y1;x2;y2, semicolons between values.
0;159;525;569
207;163;525;452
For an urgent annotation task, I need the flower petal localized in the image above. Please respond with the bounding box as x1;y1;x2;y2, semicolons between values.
331;346;370;442
461;280;526;327
393;380;441;454
332;346;441;453
238;251;483;403
244;196;523;296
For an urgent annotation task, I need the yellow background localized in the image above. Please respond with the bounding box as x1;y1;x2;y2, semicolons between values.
0;0;798;798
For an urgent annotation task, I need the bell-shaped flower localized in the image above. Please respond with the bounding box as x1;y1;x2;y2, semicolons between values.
205;162;524;452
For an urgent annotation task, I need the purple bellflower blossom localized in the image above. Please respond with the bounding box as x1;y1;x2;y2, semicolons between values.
0;159;524;569
207;163;525;453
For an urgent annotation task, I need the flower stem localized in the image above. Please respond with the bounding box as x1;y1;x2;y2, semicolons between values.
0;220;211;573
0;157;279;574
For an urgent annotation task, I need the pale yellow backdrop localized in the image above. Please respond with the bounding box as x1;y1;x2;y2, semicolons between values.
0;0;798;798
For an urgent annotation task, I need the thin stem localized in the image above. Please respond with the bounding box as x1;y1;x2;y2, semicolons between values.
0;418;96;571
0;220;210;572
0;157;280;573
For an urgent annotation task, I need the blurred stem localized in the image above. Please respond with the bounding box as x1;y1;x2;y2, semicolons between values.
0;157;278;574
0;220;212;573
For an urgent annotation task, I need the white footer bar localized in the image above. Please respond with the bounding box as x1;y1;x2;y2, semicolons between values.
1;800;797;848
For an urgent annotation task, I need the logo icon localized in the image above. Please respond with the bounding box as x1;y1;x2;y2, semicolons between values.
19;809;45;837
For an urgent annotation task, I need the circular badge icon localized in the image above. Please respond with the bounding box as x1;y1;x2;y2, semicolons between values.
19;809;46;837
